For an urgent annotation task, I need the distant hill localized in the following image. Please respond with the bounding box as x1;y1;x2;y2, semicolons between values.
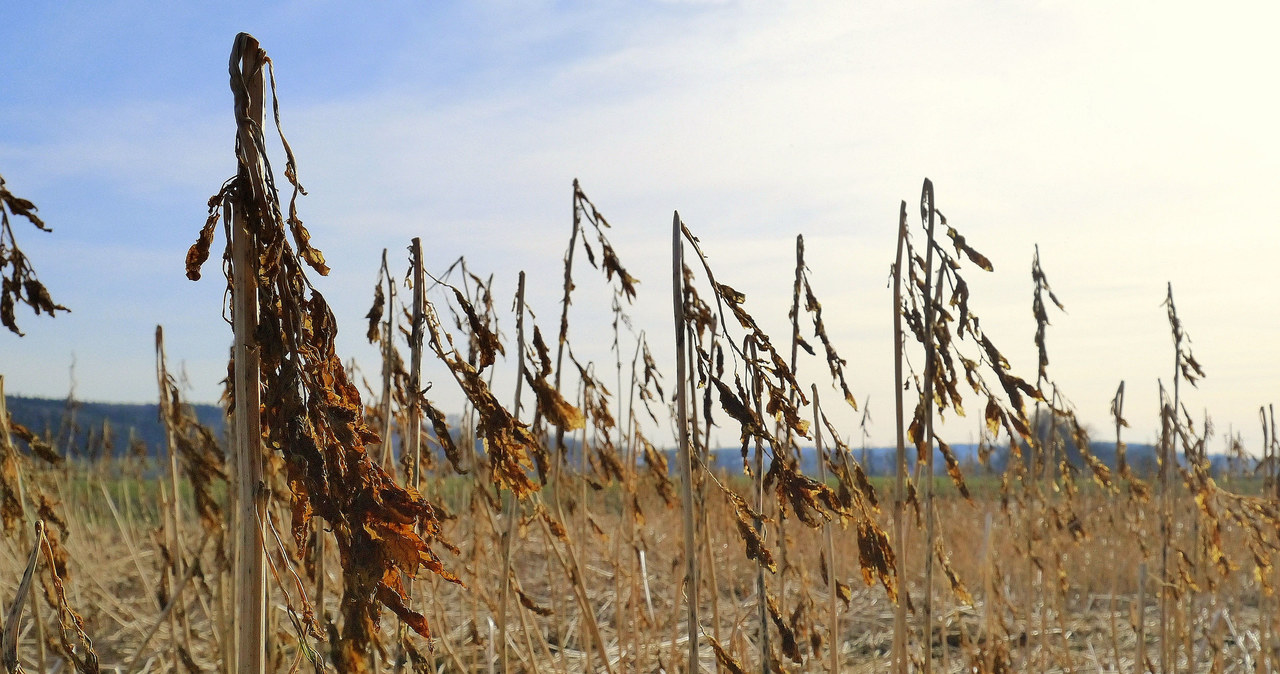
3;395;1236;480
706;440;1218;479
4;395;225;460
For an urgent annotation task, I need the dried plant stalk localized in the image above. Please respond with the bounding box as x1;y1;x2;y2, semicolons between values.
2;520;42;674
226;35;266;673
499;270;526;674
891;200;909;674
672;211;699;673
918;179;940;674
190;34;459;672
812;385;840;673
154;326;192;661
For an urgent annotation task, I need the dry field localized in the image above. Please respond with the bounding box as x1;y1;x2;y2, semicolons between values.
0;468;1274;673
3;31;1279;674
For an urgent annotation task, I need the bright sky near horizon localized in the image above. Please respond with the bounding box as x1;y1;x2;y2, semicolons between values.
3;2;1279;453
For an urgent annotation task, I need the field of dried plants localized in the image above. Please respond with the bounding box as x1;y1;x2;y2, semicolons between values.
2;32;1280;674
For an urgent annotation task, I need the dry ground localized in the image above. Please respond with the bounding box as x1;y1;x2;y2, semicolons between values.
1;468;1275;673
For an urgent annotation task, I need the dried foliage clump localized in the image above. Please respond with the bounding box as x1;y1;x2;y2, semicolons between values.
186;34;457;667
897;181;1044;496
421;278;547;499
0;174;68;336
792;235;858;412
159;362;227;536
676;216;893;602
574;181;638;303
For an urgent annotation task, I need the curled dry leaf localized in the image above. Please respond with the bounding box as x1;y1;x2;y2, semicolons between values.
707;636;747;674
517;588;554;616
766;592;802;663
857;519;898;602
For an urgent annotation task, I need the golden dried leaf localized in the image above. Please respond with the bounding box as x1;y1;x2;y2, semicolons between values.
707;636;747;674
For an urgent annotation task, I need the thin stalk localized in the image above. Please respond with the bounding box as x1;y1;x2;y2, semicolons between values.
775;234;807;620
749;338;770;673
544;182;582;673
313;518;325;626
1169;284;1187;674
672;211;700;673
0;379;47;671
919;179;940;674
891;200;909;674
697;329;724;667
1108;546;1120;672
155;326;192;654
158;480;182;672
500;271;526;674
1158;381;1171;674
551;181;582;499
812;385;840;674
577;383;591;674
408;238;425;493
622;338;648;670
229;32;267;674
378;249;396;472
397;238;426;670
1137;562;1147;672
981;511;994;674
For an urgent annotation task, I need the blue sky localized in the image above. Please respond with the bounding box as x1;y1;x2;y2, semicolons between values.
5;2;1280;451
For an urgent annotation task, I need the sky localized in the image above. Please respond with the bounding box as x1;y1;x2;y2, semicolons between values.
3;1;1280;453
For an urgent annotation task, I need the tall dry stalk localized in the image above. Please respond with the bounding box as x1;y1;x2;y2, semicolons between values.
374;249;397;471
891;200;909;674
748;338;771;672
1027;243;1064;671
407;239;426;493
226;34;267;672
1159;282;1204;673
154;326;193;660
499;270;526;673
0;377;48;671
672;211;700;673
811;385;839;673
917;179;940;674
1137;562;1148;672
190;34;459;670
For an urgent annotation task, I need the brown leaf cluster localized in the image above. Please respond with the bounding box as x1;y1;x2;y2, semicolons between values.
575;181;639;303
158;375;227;540
0;174;69;336
793;235;858;412
186;36;459;667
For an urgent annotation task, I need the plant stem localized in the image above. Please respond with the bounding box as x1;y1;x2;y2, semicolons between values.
891;200;909;674
673;211;700;674
812;385;840;674
919;178;940;674
229;32;267;674
500;270;526;674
